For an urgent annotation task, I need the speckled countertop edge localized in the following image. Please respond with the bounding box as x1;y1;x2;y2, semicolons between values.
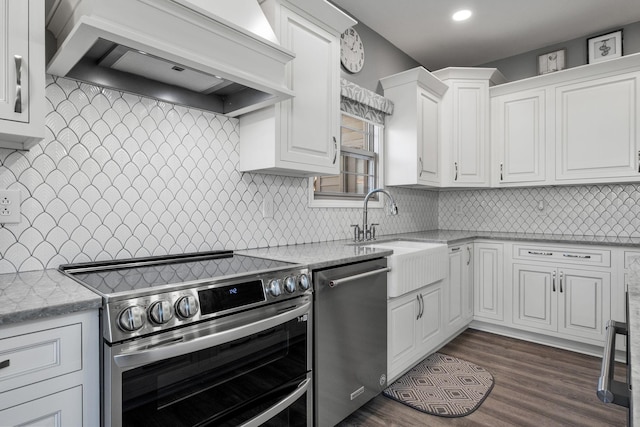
3;229;640;326
0;269;102;326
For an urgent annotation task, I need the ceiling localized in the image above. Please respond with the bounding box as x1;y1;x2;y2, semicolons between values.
330;0;640;70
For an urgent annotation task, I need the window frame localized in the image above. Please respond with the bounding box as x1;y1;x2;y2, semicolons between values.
308;112;385;209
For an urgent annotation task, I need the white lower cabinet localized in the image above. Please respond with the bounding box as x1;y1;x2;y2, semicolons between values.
0;310;99;427
0;386;83;426
512;263;610;343
473;242;504;322
446;243;473;334
388;282;444;382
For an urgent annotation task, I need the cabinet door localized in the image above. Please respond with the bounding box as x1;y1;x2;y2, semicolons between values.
417;284;443;352
558;268;610;342
474;243;504;321
0;385;83;426
447;247;464;332
388;293;419;379
0;0;29;123
278;7;339;174
512;263;558;332
463;244;474;323
492;89;547;184
450;81;488;185
417;88;441;185
555;72;640;182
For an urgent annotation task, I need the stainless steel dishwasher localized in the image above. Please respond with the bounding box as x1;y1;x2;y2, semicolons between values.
313;258;389;427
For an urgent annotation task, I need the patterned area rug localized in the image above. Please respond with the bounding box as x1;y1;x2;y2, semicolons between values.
383;353;494;417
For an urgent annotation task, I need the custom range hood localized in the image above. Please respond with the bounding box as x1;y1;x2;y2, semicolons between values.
46;0;295;117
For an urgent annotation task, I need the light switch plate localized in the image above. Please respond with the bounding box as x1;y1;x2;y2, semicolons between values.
0;189;21;224
262;194;274;218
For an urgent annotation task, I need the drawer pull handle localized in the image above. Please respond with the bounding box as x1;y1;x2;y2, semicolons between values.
500;162;504;181
0;359;9;370
14;55;22;114
559;271;563;293
562;254;591;259
451;247;461;252
454;162;458;181
528;251;553;256
419;157;423;178
552;271;556;292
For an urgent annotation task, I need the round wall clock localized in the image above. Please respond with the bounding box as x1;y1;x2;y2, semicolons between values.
340;27;365;73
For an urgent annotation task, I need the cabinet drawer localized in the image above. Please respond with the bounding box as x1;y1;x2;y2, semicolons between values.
624;251;640;269
0;323;82;393
0;385;82;426
513;244;610;267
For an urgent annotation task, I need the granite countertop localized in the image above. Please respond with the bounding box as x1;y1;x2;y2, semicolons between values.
0;269;102;326
239;229;640;269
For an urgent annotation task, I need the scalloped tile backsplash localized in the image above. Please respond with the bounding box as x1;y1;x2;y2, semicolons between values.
438;184;640;237
1;76;639;275
0;76;437;274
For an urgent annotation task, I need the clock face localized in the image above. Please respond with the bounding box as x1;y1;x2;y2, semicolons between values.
340;28;364;73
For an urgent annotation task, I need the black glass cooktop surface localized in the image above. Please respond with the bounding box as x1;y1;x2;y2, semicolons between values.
62;251;294;295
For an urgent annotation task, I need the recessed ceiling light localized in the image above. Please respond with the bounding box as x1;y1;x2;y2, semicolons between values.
452;9;472;22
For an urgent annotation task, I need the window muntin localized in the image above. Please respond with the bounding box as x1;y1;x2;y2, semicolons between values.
313;114;381;202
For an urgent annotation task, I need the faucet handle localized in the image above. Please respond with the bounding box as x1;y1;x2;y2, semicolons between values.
370;223;379;240
350;224;362;242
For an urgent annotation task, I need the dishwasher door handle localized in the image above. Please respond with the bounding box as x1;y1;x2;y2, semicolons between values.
328;267;391;288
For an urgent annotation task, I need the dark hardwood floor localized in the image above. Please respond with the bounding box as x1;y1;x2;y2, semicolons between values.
338;329;627;426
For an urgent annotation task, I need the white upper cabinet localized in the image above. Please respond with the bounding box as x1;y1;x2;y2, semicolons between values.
555;72;640;183
238;0;355;176
0;0;45;150
492;88;550;185
433;68;505;187
380;67;448;187
490;52;640;187
382;67;502;188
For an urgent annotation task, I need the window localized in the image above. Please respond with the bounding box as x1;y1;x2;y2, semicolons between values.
309;113;384;208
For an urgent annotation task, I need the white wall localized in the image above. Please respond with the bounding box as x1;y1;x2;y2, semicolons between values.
481;21;640;81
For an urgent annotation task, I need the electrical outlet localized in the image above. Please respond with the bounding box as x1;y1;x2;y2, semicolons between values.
0;189;21;224
262;194;274;218
454;204;463;215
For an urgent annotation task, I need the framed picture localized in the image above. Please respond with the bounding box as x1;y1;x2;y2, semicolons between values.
538;49;566;75
587;30;623;64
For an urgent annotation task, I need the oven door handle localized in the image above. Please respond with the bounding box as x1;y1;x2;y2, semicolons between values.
113;301;311;368
239;377;311;427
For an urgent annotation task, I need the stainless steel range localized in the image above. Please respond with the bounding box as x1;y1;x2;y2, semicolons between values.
60;251;312;427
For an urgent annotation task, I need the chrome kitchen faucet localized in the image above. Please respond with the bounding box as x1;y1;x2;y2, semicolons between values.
352;188;399;242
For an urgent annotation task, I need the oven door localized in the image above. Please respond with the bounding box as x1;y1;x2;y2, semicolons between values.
104;298;312;427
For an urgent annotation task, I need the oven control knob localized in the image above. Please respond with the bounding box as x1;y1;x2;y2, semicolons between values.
149;300;174;325
268;279;283;297
118;305;146;332
175;296;199;319
284;276;297;294
298;273;311;291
